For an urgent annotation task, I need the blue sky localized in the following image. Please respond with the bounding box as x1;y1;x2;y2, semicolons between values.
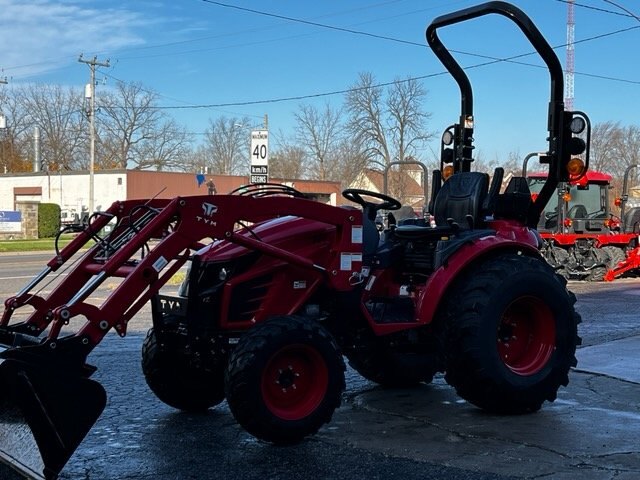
1;0;639;165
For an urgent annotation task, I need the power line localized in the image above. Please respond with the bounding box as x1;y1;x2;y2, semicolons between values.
143;24;640;111
601;0;640;22
99;70;265;120
199;0;432;49
555;0;638;18
1;0;410;72
8;1;639;118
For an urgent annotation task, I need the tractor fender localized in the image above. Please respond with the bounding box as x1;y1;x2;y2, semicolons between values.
416;233;541;326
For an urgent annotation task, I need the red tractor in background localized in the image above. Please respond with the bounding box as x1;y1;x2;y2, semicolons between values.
0;3;589;479
525;155;640;281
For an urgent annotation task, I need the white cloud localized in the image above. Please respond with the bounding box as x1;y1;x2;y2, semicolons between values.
0;0;154;80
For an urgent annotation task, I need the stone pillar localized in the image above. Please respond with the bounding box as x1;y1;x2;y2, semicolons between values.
16;201;39;239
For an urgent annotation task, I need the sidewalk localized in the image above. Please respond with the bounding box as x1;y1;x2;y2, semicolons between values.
575;334;640;383
323;337;640;480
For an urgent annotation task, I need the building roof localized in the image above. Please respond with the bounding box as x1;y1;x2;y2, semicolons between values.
124;170;341;199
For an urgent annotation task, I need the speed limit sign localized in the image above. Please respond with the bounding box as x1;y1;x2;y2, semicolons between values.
250;130;269;183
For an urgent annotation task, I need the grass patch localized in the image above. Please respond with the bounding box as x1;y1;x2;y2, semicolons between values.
0;235;81;253
167;271;186;285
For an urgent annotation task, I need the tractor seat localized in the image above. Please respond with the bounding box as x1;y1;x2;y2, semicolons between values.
394;171;490;240
568;204;588;219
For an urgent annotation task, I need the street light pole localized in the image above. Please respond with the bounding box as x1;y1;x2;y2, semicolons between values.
79;55;109;214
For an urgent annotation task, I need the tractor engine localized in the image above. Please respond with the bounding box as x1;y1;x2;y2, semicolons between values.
398;235;439;276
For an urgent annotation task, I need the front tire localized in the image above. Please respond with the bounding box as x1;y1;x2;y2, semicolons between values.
142;326;226;412
225;316;345;444
444;253;581;414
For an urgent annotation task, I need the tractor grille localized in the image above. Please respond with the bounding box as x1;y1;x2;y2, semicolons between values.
227;274;273;322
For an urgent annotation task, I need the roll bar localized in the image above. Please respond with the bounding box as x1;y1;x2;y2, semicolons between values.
383;160;428;202
621;164;639;228
426;1;588;227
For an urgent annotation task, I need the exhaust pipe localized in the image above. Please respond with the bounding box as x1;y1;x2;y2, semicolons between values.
0;342;106;480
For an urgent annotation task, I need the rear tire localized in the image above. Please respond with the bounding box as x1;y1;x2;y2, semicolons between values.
584;247;609;282
544;246;570;280
602;245;626;269
142;325;225;412
444;253;581;414
225;316;345;444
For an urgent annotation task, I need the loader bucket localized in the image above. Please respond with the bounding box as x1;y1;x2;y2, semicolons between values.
0;357;106;480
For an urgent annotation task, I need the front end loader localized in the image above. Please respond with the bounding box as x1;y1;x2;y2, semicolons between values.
0;2;590;479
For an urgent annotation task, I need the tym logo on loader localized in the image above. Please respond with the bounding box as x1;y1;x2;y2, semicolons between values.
201;202;217;217
0;2;588;479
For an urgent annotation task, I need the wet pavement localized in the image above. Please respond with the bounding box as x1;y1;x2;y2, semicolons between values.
1;279;639;479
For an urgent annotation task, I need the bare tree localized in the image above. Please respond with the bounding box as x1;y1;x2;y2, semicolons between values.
590;121;621;175
133;119;192;171
578;122;640;193
295;103;342;181
473;150;522;178
270;131;307;179
98;81;188;170
200;116;250;175
330;138;370;187
17;83;86;171
616;125;640;171
611;124;640;194
346;72;432;170
0;88;33;172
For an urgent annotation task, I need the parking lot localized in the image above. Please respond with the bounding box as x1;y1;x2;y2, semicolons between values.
1;274;640;480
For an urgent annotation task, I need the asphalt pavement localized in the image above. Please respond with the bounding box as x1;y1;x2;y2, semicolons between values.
1;279;639;480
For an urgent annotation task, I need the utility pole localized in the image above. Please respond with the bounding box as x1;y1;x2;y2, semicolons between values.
0;76;8;173
78;54;109;214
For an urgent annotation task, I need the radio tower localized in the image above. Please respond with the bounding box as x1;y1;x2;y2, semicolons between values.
565;0;575;110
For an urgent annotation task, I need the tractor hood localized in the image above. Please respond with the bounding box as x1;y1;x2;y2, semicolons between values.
196;215;339;262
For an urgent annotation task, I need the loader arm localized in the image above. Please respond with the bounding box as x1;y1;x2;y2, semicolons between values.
2;194;363;351
0;194;363;480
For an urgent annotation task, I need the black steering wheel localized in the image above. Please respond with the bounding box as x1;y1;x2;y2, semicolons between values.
342;188;401;212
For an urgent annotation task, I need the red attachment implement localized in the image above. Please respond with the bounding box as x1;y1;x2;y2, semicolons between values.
0;193;362;479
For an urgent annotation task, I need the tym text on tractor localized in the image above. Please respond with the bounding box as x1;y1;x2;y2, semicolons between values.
0;2;587;479
525;156;640;281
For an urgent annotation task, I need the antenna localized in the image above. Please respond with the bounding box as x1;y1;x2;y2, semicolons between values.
565;0;575;110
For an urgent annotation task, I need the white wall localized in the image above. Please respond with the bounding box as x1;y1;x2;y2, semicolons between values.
0;171;127;213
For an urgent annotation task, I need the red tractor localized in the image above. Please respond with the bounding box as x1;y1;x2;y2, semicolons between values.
525;156;640;281
0;2;588;479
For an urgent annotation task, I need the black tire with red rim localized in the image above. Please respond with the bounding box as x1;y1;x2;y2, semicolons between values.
443;253;581;414
142;325;226;412
225;316;345;444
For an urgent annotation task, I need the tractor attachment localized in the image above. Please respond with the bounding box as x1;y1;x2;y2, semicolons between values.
0;191;362;478
0;345;106;480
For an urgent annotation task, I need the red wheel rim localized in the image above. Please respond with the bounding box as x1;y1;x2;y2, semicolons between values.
496;296;556;375
261;344;329;420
